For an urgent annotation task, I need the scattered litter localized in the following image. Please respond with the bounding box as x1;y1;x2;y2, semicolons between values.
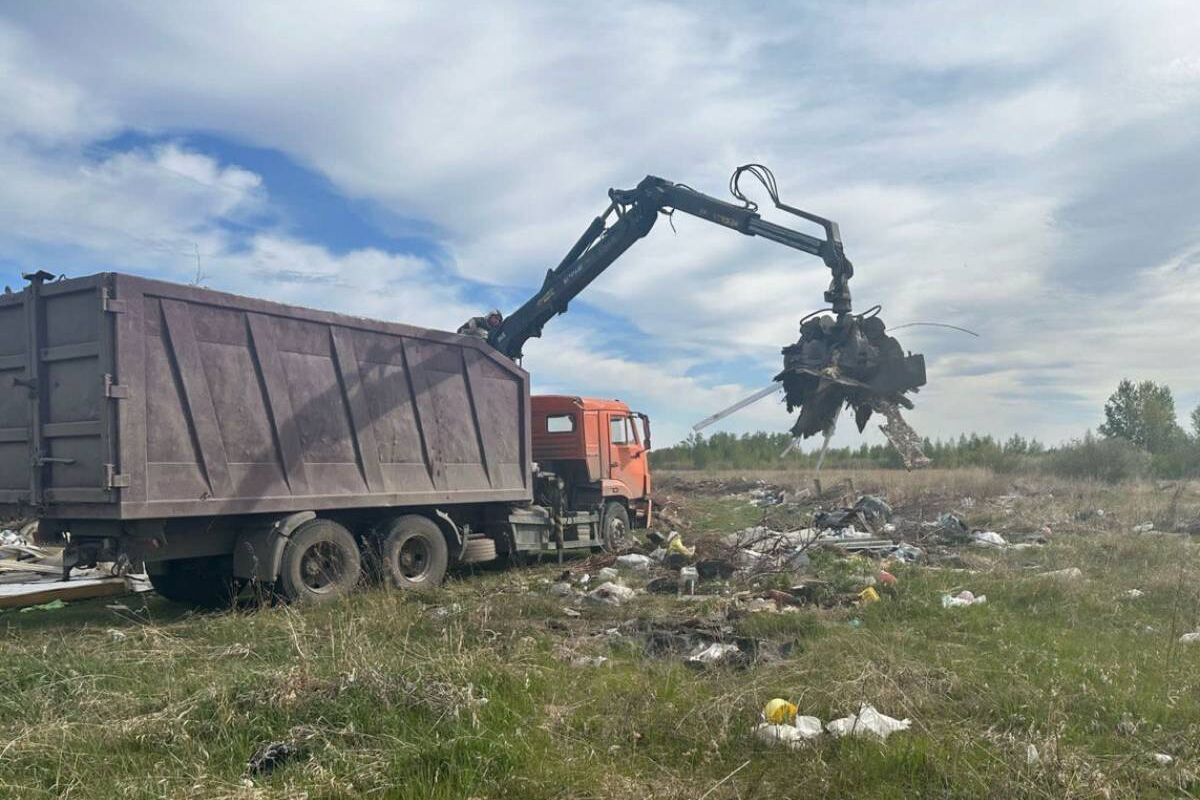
1122;589;1145;599
826;704;911;740
971;530;1008;548
107;628;128;641
587;582;636;606
571;655;609;668
426;603;462;619
819;527;875;542
616;554;653;571
246;740;303;776
1153;753;1174;766
748;483;787;507
1038;567;1083;581
696;559;735;580
1133;522;1154;533
562;607;580;618
686;642;742;667
18;599;67;613
679;566;699;595
942;590;987;608
763;698;798;724
755;721;821;748
1179;632;1200;644
0;528;27;547
856;495;892;525
1025;743;1040;765
792;716;823;739
891;543;923;563
755;714;823;748
550;582;575;597
597;567;618;582
858;586;880;604
877;570;897;587
666;532;694;557
931;513;970;542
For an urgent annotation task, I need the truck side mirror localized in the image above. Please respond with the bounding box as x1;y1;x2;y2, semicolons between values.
637;413;651;450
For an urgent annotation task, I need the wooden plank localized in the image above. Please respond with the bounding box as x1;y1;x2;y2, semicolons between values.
247;313;310;496
0;578;131;609
114;277;147;504
160;300;233;498
330;328;384;493
399;338;446;491
0;559;60;575
461;348;495;489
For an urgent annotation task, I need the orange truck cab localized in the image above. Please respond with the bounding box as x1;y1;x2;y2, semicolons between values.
531;396;653;534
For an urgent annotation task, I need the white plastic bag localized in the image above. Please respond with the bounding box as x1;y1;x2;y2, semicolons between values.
826;704;911;740
941;590;987;608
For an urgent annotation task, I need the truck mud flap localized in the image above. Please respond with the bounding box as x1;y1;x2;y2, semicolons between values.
232;511;316;582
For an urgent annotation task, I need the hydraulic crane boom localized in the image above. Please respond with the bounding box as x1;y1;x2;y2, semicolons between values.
463;164;927;456
478;165;855;361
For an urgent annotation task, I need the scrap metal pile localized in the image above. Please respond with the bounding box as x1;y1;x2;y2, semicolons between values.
775;311;931;468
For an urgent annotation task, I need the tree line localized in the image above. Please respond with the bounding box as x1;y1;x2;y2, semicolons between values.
650;379;1200;483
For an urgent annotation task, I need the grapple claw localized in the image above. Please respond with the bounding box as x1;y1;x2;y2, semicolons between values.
775;311;927;447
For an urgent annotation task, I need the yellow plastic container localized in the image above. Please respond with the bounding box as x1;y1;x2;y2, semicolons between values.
763;698;798;724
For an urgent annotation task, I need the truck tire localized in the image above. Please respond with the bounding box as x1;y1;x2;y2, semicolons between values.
150;556;243;608
461;537;498;564
278;519;361;603
380;515;448;590
601;501;630;552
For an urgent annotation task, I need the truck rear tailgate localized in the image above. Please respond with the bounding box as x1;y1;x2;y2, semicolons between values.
0;274;117;509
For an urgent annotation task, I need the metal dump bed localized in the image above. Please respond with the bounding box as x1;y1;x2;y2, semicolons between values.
0;273;531;520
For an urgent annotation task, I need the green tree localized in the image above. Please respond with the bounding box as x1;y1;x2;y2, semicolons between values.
1191;404;1200;439
1099;379;1183;453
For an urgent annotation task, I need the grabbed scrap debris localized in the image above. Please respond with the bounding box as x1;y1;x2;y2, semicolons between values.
776;310;929;467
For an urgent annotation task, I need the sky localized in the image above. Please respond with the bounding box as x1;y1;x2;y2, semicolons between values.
1;1;1199;452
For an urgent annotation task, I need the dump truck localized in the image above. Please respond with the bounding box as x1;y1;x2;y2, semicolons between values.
0;272;652;604
0;164;923;605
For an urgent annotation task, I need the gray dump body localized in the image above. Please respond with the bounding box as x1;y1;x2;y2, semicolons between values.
0;273;531;522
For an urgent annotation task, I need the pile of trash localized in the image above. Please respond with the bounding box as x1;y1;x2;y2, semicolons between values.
721;494;919;573
0;521;150;610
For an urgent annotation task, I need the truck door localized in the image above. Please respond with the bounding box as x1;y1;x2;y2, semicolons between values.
606;412;647;498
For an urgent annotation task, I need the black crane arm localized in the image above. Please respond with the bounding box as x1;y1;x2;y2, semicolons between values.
477;165;855;360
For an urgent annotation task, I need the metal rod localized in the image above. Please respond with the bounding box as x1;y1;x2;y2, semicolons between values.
692;382;780;432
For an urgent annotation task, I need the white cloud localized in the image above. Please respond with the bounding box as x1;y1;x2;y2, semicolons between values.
0;2;1198;448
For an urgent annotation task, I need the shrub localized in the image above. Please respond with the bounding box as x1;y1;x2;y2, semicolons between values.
1043;432;1150;483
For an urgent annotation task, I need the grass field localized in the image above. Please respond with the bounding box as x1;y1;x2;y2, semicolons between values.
4;469;1200;798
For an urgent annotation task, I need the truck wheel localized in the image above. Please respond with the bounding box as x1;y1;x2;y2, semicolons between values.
149;556;243;608
278;519;361;603
380;515;448;590
602;501;630;552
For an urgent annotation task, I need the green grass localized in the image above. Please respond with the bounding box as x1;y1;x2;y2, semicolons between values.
4;476;1200;798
